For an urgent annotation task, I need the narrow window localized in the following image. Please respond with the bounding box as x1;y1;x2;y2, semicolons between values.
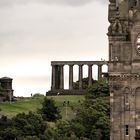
124;88;130;110
110;44;113;61
125;125;129;136
136;34;140;54
125;94;129;104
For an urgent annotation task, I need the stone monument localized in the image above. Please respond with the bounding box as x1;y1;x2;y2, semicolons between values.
0;77;14;101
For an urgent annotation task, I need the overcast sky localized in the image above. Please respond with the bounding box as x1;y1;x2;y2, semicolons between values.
0;0;109;96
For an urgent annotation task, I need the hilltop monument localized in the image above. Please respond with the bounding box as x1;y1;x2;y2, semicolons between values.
108;0;140;139
47;61;107;95
0;77;13;101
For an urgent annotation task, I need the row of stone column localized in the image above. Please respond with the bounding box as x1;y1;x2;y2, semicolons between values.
51;64;102;90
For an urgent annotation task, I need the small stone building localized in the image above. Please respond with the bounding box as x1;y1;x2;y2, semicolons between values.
0;77;14;101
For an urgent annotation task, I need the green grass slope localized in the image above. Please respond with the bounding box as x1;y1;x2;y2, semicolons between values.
0;95;84;120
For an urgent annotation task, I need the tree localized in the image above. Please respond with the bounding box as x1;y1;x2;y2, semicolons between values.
73;97;110;139
71;80;110;140
20;136;40;140
55;120;72;137
39;97;61;122
53;120;90;140
0;115;12;130
0;111;46;140
86;80;109;99
73;77;97;89
44;127;58;140
70;122;86;138
0;127;19;140
12;111;46;137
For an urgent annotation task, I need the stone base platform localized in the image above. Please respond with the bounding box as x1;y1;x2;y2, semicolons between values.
46;89;87;96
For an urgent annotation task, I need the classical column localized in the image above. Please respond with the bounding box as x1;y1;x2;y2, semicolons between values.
79;65;83;90
88;65;92;87
69;65;73;90
98;65;102;80
60;65;64;89
51;65;56;90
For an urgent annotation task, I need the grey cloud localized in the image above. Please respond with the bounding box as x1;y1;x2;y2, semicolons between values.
0;0;107;7
40;0;94;6
0;0;108;57
44;0;108;6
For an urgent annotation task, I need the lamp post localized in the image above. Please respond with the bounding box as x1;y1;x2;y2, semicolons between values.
65;101;68;119
63;100;69;119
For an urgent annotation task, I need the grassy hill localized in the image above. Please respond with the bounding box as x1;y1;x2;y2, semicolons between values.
0;95;84;120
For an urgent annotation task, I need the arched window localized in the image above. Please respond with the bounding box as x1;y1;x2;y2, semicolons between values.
124;87;130;111
135;87;140;127
124;88;129;103
136;34;140;54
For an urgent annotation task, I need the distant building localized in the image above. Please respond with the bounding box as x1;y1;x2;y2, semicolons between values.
0;77;14;102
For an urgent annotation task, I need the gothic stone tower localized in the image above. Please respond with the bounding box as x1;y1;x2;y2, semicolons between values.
108;0;140;139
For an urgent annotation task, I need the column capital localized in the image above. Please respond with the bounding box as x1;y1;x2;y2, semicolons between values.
59;64;64;67
88;64;93;67
98;64;103;67
78;64;83;67
69;64;74;67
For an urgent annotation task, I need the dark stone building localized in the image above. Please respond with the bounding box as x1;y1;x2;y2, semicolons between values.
0;77;13;101
108;0;140;139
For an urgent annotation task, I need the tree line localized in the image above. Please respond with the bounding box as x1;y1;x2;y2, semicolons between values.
0;80;110;140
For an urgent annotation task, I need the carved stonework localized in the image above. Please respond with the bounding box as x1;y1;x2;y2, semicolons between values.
112;19;123;34
109;74;140;81
108;19;129;36
109;0;140;139
109;0;115;3
133;11;140;22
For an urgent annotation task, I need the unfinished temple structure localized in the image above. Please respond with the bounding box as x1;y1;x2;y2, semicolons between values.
108;0;140;139
47;61;108;95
